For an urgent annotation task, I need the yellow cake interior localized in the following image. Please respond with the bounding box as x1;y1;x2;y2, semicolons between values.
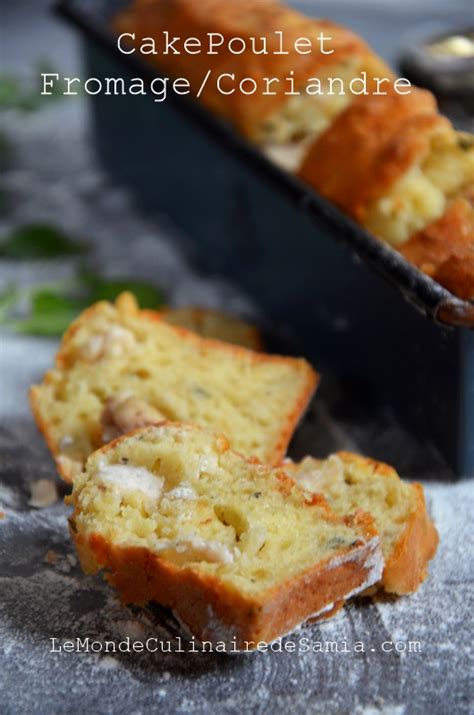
71;425;371;595
260;54;393;172
287;453;415;559
31;296;314;479
365;131;474;246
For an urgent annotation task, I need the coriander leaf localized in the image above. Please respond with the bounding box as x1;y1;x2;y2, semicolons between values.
0;224;88;259
0;74;44;112
0;268;165;337
0;283;18;323
0;61;67;113
31;289;86;315
9;310;80;336
0;76;23;110
80;271;164;308
6;288;85;336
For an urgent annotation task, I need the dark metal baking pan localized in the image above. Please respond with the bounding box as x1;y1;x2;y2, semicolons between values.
55;0;474;477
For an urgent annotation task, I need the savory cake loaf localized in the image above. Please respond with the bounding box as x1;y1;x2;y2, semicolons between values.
400;192;474;300
114;0;473;297
161;307;263;350
363;128;474;249
299;84;474;299
30;293;317;483
299;86;474;247
113;0;391;169
68;423;383;648
285;451;438;595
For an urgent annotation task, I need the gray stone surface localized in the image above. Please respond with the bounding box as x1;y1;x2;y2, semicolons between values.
1;2;473;714
1;415;473;715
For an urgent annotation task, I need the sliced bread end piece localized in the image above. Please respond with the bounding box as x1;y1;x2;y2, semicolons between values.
286;451;438;595
30;293;318;483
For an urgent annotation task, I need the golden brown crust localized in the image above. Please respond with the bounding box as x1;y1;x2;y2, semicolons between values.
399;194;474;300
306;599;345;623
381;483;439;595
29;384;92;484
68;424;382;647
299;86;447;220
336;452;439;595
432;255;474;301
29;294;318;482
113;0;371;138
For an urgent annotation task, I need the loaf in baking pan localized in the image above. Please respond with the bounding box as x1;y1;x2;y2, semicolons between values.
113;0;391;170
299;86;473;298
285;451;438;595
299;87;474;246
68;423;383;649
400;191;474;300
30;292;317;482
113;0;473;299
300;85;440;227
364;129;473;248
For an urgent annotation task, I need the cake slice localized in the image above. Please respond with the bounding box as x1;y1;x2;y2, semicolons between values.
299;86;473;246
68;423;383;649
399;191;474;301
285;451;438;595
30;293;317;483
161;307;263;350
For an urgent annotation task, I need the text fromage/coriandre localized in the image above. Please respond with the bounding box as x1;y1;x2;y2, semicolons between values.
41;71;411;104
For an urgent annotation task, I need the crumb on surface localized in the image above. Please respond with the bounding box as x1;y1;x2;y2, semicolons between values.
44;550;60;564
28;479;58;508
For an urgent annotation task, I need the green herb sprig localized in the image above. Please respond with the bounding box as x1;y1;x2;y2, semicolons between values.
0;224;89;259
0;272;164;337
0;60;68;113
